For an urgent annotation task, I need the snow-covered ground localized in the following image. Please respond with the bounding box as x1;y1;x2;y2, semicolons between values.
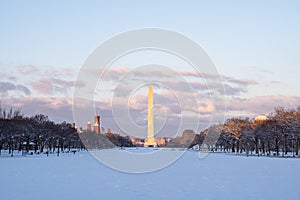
0;148;299;200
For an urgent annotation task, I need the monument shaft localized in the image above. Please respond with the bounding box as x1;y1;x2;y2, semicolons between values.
147;84;154;139
144;84;156;147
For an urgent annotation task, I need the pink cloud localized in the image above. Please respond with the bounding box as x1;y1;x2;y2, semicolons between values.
1;97;73;122
30;78;79;94
31;80;53;94
226;95;300;117
18;65;39;75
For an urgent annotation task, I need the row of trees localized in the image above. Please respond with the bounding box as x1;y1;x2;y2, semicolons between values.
165;107;300;157
0;106;132;157
196;107;300;157
1;105;300;157
0;111;84;156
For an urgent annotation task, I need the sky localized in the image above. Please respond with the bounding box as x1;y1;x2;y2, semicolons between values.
1;0;300;136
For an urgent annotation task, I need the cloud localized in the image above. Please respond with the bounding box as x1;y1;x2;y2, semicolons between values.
31;80;53;94
16;84;31;95
100;67;130;81
226;95;300;117
30;78;78;95
18;64;75;78
92;67;258;97
219;76;258;96
3;64;295;135
0;82;15;91
0;72;5;79
18;65;39;75
224;77;258;86
222;84;246;96
43;67;76;78
1;97;73;123
0;82;31;97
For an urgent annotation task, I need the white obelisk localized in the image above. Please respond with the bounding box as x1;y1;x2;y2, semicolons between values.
144;84;156;147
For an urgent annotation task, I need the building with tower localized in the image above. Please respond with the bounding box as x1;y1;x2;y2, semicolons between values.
94;115;100;134
87;121;92;132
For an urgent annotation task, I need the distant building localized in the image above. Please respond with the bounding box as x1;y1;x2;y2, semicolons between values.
78;127;83;133
132;137;169;147
131;138;144;147
94;115;100;134
84;115;102;133
87;121;92;132
155;138;166;147
254;114;269;122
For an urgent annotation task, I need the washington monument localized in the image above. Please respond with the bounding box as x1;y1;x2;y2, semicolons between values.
144;84;157;147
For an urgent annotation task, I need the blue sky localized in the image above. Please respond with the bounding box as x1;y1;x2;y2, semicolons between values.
1;0;300;134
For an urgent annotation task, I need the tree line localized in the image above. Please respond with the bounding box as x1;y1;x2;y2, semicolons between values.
189;106;300;157
0;106;132;157
1;105;300;157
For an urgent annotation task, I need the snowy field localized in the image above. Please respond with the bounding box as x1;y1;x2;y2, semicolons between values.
0;148;299;200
